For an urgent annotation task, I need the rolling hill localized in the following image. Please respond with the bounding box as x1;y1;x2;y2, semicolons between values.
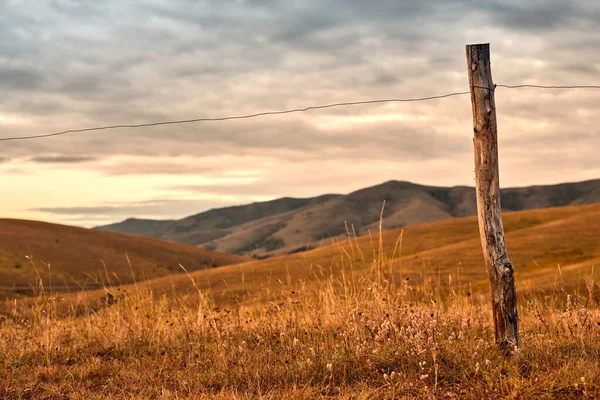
97;179;600;258
84;202;600;304
5;203;600;399
0;219;247;297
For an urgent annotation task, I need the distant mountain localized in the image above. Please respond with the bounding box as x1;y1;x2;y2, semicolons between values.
102;218;174;239
97;179;600;258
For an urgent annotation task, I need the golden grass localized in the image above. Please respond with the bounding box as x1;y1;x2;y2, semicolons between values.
0;218;247;296
1;270;599;398
1;205;600;399
65;203;600;307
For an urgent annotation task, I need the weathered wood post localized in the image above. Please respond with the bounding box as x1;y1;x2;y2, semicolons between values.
466;43;520;350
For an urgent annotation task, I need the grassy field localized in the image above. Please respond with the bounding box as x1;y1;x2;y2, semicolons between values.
1;259;599;398
0;219;247;297
64;202;600;307
1;204;599;398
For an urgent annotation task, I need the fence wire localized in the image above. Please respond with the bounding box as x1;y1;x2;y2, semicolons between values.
1;84;599;142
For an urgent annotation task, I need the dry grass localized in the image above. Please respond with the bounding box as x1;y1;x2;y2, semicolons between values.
1;221;600;399
0;218;247;297
63;203;600;309
2;203;599;303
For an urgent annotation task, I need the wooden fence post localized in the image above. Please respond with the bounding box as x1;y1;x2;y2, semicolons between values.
466;43;520;351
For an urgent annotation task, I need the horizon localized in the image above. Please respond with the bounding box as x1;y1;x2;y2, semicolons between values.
5;176;597;229
2;1;599;227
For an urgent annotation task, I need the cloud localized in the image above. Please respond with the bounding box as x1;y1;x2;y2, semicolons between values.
100;158;218;176
558;63;599;75
1;0;599;226
28;156;97;164
28;197;241;221
0;66;45;91
165;183;284;197
479;1;581;32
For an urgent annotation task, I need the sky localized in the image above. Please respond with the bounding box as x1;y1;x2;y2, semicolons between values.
1;0;599;227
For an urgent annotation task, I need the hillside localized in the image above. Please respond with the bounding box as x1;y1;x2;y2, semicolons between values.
0;219;247;297
99;194;340;253
97;179;600;258
86;202;600;303
4;203;600;399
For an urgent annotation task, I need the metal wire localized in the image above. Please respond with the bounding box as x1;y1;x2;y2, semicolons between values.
497;84;600;89
1;83;599;142
0;92;472;142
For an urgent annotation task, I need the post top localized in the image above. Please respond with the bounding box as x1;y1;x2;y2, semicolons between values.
466;43;490;48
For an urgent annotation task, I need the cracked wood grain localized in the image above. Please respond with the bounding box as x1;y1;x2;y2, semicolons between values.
466;43;520;351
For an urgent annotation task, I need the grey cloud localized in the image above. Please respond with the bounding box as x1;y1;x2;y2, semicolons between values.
28;156;97;164
558;63;599;75
370;71;400;86
0;0;471;133
508;147;600;171
59;76;116;96
163;178;346;198
98;120;471;170
1;0;599;228
159;156;422;202
316;127;471;160
102;160;218;176
3;99;472;164
0;66;45;91
479;1;581;32
48;0;109;18
29;197;242;222
270;14;346;50
164;183;287;197
171;185;265;195
12;98;68;116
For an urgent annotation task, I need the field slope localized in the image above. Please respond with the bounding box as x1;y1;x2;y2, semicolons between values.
0;219;247;297
2;205;600;398
105;202;600;302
